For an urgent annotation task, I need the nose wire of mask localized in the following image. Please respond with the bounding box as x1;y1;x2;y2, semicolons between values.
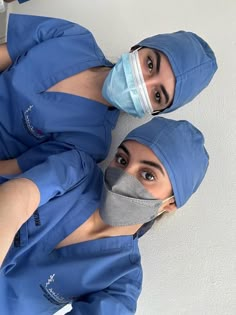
101;53;145;118
129;49;154;115
99;167;165;226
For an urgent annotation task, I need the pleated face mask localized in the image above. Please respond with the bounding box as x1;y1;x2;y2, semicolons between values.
99;167;173;226
102;49;154;118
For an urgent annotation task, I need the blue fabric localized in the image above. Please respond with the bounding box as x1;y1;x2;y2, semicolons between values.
124;117;209;208
136;31;218;113
0;155;142;314
18;0;29;3
0;14;119;206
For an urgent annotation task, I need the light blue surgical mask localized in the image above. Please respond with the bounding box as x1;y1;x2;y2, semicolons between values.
102;50;153;118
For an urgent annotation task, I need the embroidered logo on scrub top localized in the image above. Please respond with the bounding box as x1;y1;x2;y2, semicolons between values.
40;274;72;306
33;209;41;227
22;105;46;140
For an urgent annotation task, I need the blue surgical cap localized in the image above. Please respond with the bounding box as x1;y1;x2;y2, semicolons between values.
124;117;209;208
136;31;218;113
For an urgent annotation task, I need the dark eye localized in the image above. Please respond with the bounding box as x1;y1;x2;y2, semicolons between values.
141;171;155;181
115;154;127;166
147;57;153;72
155;91;161;103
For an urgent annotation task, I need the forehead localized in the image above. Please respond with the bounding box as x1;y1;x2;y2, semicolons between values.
121;140;168;170
139;47;174;73
137;48;176;109
122;139;154;155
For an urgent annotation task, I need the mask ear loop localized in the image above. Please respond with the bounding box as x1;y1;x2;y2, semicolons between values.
132;46;142;53
156;195;175;216
152;109;161;116
131;47;163;116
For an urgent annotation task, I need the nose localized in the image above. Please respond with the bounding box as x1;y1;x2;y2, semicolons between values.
144;74;159;89
142;76;160;110
143;75;162;100
123;164;137;178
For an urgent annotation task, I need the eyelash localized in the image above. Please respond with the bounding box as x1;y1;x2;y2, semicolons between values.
140;170;156;181
147;57;162;105
147;57;153;72
115;153;127;167
115;154;156;182
155;91;161;104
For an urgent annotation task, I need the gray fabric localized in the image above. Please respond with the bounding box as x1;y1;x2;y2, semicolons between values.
99;167;163;226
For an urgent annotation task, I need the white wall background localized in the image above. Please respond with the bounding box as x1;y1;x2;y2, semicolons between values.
6;0;236;314
0;10;6;43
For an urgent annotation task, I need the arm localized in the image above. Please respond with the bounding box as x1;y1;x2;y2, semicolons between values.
0;138;86;176
0;178;40;267
0;43;12;72
0;150;95;266
1;136;103;204
1;14;78;71
17;149;92;207
6;13;90;63
0;159;21;175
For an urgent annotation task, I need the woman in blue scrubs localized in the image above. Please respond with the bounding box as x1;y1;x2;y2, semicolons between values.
0;116;209;314
0;14;216;214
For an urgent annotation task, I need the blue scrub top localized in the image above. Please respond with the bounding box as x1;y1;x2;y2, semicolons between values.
0;14;119;206
0;153;142;315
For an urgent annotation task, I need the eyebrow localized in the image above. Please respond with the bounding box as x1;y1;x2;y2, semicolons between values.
160;84;170;105
118;143;165;176
154;51;170;106
118;144;130;156
154;51;161;73
140;160;165;176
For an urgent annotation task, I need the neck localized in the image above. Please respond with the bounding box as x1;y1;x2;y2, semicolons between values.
55;209;142;249
89;67;113;107
88;209;142;238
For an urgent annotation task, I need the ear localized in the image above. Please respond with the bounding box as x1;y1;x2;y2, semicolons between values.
162;197;177;213
163;202;177;213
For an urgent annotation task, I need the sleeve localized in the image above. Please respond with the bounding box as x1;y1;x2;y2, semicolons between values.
67;276;142;315
16;149;94;207
17;140;76;172
6;13;89;62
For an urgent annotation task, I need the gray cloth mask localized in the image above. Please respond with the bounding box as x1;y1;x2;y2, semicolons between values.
99;167;169;226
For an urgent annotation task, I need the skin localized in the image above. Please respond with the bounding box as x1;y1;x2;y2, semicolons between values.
0;39;176;259
0;44;12;72
0;139;177;265
57;140;177;249
0;178;40;266
110;140;176;203
0;42;175;174
0;44;175;114
137;48;175;113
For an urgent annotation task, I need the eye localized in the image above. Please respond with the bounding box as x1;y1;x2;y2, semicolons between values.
147;57;153;72
141;171;155;181
155;91;161;103
115;154;127;166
